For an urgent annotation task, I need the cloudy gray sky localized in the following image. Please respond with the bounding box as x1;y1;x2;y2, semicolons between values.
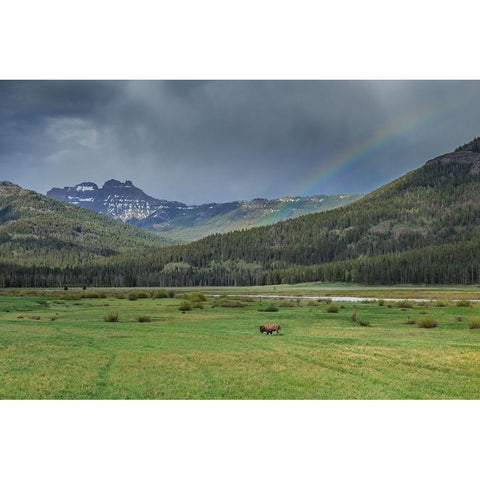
1;80;480;204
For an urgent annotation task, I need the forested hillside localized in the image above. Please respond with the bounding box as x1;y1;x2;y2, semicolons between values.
2;137;480;287
0;181;169;275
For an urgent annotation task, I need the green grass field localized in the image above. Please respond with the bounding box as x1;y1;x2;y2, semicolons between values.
1;287;480;399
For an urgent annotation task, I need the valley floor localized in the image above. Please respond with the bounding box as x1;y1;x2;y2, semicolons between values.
1;285;480;399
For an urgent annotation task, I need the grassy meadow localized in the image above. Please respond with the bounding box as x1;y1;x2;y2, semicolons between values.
1;286;480;399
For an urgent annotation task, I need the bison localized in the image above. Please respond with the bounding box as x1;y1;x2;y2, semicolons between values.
260;322;281;335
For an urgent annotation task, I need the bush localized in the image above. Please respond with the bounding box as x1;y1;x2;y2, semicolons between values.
456;316;463;322
190;293;207;302
419;310;428;315
192;301;204;309
468;320;480;329
350;312;357;322
137;315;151;323
456;300;470;307
167;291;175;298
325;298;332;304
327;304;339;313
63;285;68;291
417;318;438;328
218;300;246;308
307;300;318;307
279;299;296;307
136;291;149;299
358;319;371;327
179;300;192;312
435;301;447;308
259;303;278;312
153;289;168;299
128;293;138;301
84;292;99;298
378;299;385;306
405;316;416;324
397;301;413;309
104;312;119;322
61;294;80;300
82;285;87;290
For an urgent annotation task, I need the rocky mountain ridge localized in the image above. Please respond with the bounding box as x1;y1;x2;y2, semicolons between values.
47;180;363;242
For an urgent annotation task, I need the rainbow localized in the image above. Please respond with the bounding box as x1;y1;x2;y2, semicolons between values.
300;94;470;196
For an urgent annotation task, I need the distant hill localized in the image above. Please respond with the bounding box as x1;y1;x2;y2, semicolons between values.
0;181;169;278
4;136;480;287
47;180;363;242
152;135;479;285
114;135;480;286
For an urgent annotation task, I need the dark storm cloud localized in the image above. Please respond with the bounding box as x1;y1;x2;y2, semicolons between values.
1;80;480;203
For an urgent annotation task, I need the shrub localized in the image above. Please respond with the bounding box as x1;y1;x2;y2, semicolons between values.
279;299;296;307
63;285;68;291
456;316;463;322
128;293;138;301
405;316;416;324
84;292;99;298
358;319;371;327
417;318;438;328
350;312;357;322
468;320;480;329
397;301;413;309
61;294;80;300
104;312;119;322
419;310;428;315
82;285;87;290
218;300;245;308
456;299;470;307
190;293;207;302
259;303;278;312
136;291;149;299
263;303;278;312
327;304;339;313
378;299;385;306
307;300;318;307
137;315;151;323
179;300;192;312
167;291;175;298
154;289;168;299
99;292;107;298
192;301;204;309
325;298;332;304
435;301;447;308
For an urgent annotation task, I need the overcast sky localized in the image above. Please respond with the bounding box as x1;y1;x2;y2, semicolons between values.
1;80;480;204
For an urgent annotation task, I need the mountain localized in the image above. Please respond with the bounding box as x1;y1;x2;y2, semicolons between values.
0;181;170;281
47;180;363;242
4;136;480;287
47;179;186;223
